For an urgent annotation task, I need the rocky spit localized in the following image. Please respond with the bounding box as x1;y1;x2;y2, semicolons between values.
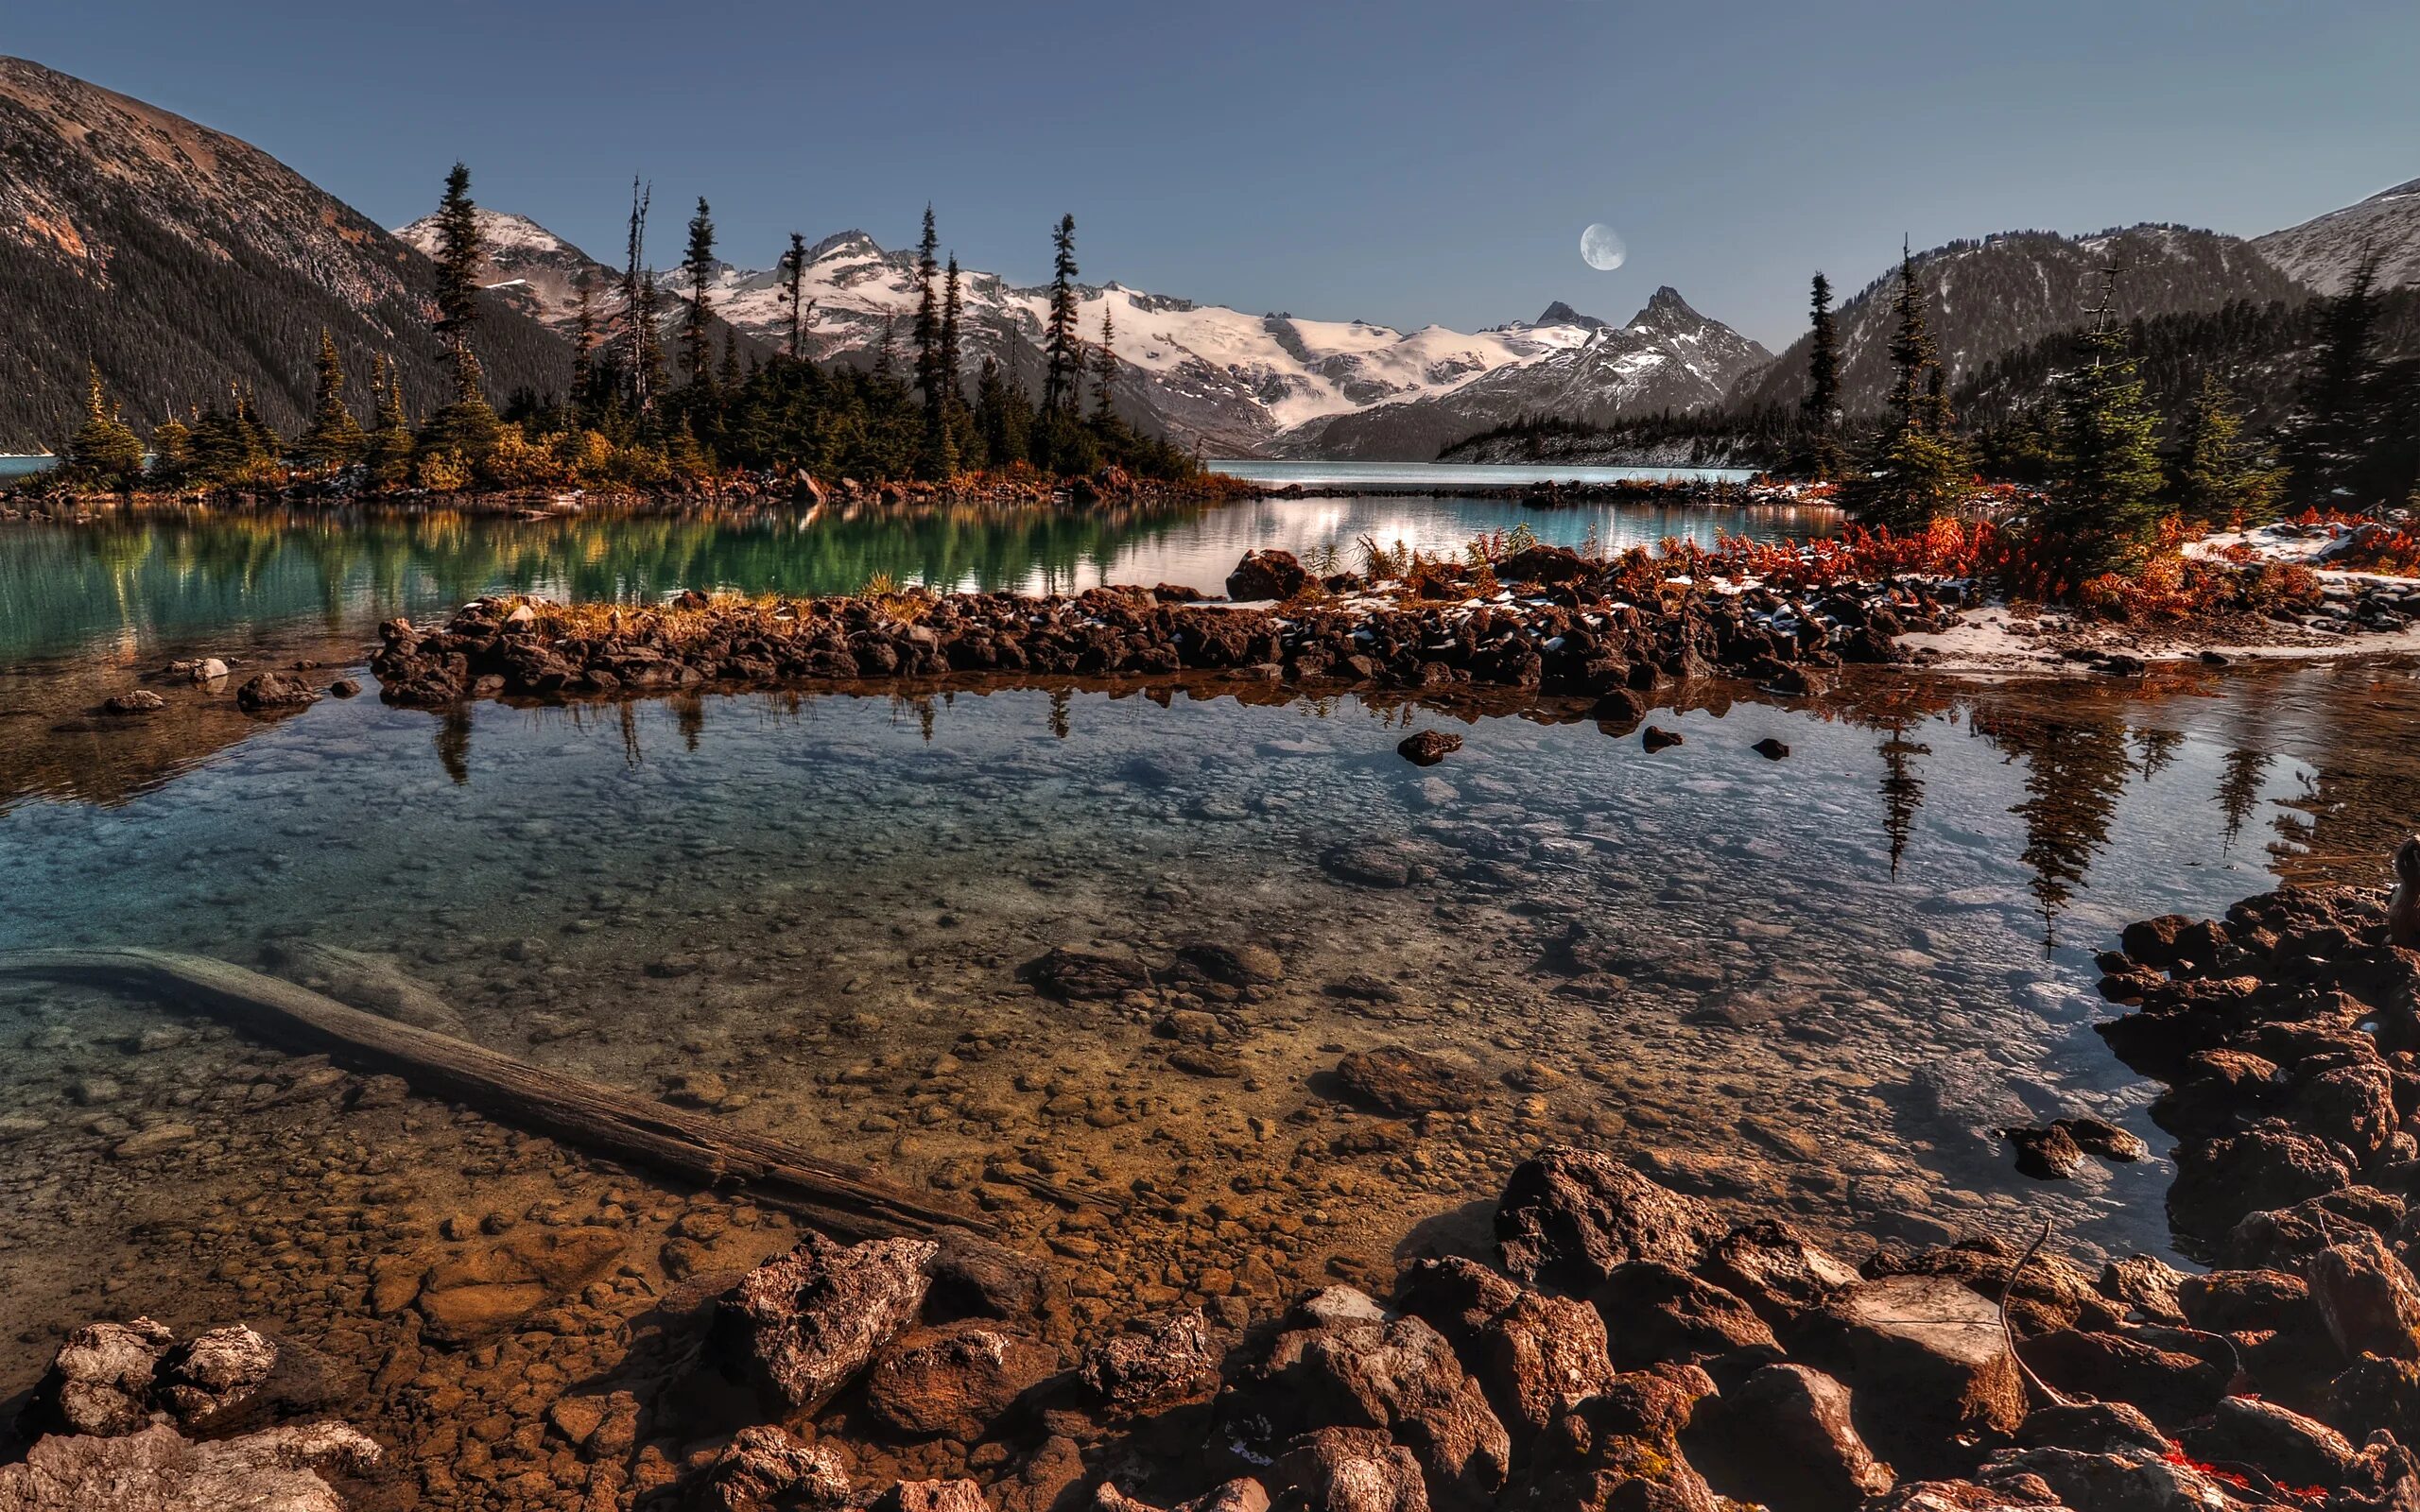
9;868;2420;1510
366;546;1945;715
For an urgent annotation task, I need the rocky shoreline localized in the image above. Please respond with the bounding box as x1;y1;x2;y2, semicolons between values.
351;543;2420;723
363;546;1951;716
14;863;2420;1510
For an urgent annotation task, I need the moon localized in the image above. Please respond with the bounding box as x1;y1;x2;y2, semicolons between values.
1580;224;1627;272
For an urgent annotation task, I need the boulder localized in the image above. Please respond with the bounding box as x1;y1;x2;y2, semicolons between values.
1226;551;1310;602
2013;1329;2231;1429
1796;1275;2028;1478
1516;1366;1718;1512
2169;1124;2353;1257
1080;1309;1220;1419
1396;731;1461;767
101;690;165;715
1696;1220;1860;1327
1694;1363;1893;1512
1979;1444;2242;1510
2014;1400;2171;1456
865;1322;1060;1441
1333;1047;1474;1116
233;673;320;713
718;1233;937;1410
152;1326;347;1433
2180;1396;2358;1493
1393;1257;1614;1439
1495;1150;1721;1294
1591;1263;1778;1370
0;1420;377;1512
685;1425;851;1511
1270;1428;1430;1512
19;1318;173;1438
2306;1231;2420;1362
1249;1304;1511;1506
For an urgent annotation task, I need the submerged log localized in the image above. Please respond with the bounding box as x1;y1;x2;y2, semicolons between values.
0;946;990;1242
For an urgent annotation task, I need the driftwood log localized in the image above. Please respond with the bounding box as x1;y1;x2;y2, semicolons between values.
0;946;993;1242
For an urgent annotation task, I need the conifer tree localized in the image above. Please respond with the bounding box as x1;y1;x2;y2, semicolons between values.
681;198;717;388
778;232;812;360
1799;272;1841;479
430;163;487;404
719;330;741;393
147;412;194;489
974;355;1028;469
2043;268;2167;572
2171;373;2282;525
1840;244;1969;531
64;364;145;489
2282;251;2383;507
363;355;415;488
910;208;953;477
1091;305;1119;424
939;254;964;409
297;330;367;470
635;271;666;413
1041;215;1081;422
569;270;599;419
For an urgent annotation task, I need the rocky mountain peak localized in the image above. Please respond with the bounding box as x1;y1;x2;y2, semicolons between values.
1534;301;1606;330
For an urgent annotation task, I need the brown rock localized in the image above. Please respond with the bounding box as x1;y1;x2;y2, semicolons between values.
21;1317;174;1438
685;1425;851;1511
1250;1302;1511;1506
2180;1396;2358;1492
1698;1220;1860;1327
1517;1367;1718;1512
1080;1309;1220;1419
873;1480;993;1512
234;673;320;713
1495;1149;1721;1294
2013;1329;2231;1429
1696;1363;1893;1512
1333;1047;1475;1117
1394;1257;1614;1439
719;1232;938;1410
1396;731;1461;767
2307;1231;2420;1362
1796;1275;2028;1479
1271;1428;1429;1512
1592;1263;1778;1370
102;690;166;715
866;1322;1060;1441
1226;551;1310;602
0;1420;378;1512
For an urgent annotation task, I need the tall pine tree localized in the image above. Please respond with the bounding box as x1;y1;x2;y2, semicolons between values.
1041;214;1081;422
362;354;415;488
1841;244;1968;530
2042;266;2167;573
2282;251;2382;507
1799;271;1842;479
778;232;812;361
1091;305;1119;425
682;198;717;388
621;180;657;413
430;163;487;404
569;269;599;421
2170;373;2281;525
297;330;366;470
911;207;951;477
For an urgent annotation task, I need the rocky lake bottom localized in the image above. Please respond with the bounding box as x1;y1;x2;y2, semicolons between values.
0;499;2416;1506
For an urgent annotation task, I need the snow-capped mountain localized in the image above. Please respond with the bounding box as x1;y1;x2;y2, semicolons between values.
402;213;1638;455
1731;224;2303;418
2253;178;2420;296
1266;288;1773;459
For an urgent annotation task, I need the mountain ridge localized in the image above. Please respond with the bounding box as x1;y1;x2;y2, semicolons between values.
0;55;570;450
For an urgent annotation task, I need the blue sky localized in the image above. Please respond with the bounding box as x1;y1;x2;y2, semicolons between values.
11;1;2415;347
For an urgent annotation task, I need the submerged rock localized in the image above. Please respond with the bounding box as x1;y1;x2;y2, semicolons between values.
718;1233;938;1411
1396;730;1461;766
1332;1047;1475;1116
0;1420;378;1512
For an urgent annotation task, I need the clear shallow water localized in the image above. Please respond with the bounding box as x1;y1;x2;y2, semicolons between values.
0;572;2414;1498
0;495;1838;663
1209;459;1762;488
0;457;53;481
